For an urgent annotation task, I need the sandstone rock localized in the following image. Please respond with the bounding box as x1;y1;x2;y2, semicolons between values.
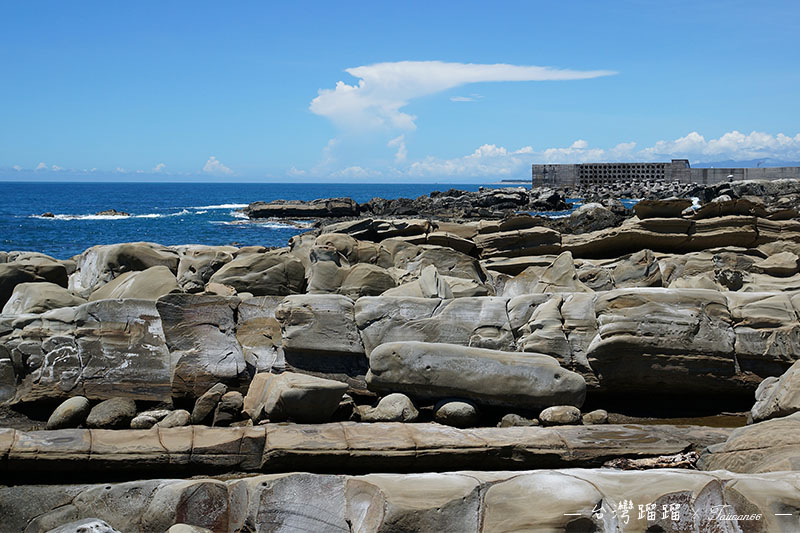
474;226;561;258
46;518;121;533
88;265;180;301
245;197;359;218
611;249;662;287
433;400;479;428
633;198;693;218
85;398;137;429
202;282;236;296
213;390;244;427
208;249;305;296
567;202;618;233
13;299;171;404
531;251;591;293
751;251;800;277
514;295;571;366
497;413;538;427
190;383;228;425
698;412;800;473
356;296;515;354
130;415;158;429
236;296;284;374
69;242;178;294
46;396;91;430
339;263;396;298
539;405;581;426
751;359;800;422
157;294;247;399
175;245;235;293
305;244;349;293
382;264;453;299
390;244;487;283
582;409;609;425
360;393;419;423
2;282;85;315
242;371;347;423
367;341;586;410
154;409;190;428
0;258;68;307
275;294;364;356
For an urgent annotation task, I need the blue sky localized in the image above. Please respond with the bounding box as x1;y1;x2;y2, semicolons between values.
1;1;799;182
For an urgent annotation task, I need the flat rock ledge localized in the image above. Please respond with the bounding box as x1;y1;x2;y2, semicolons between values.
0;423;729;480
2;469;799;533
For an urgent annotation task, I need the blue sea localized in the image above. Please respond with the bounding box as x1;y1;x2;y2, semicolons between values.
2;182;526;259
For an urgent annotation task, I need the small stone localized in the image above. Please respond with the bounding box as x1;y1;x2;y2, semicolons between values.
361;393;419;423
191;383;228;425
130;415;158;429
539;405;582;426
155;409;191;428
204;282;237;296
46;396;91;430
433;400;480;428
212;390;244;427
497;413;539;427
138;409;171;421
85;398;137;429
582;409;609;425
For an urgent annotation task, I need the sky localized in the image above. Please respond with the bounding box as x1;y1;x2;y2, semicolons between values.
1;1;799;182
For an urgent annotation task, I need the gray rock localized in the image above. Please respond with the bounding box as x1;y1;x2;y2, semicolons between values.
85;398;137;429
497;413;538;427
0;358;15;402
0;257;68;307
213;390;244;426
69;242;178;294
154;409;190;428
46;518;121;533
339;263;397;298
611;249;662;288
157;294;247;399
208;249;305;296
751;359;800;423
2;282;85;315
433;400;479;428
633;198;693;218
130;414;158;429
539;405;582;426
46;396;91;429
242;371;347;423
367;341;586;410
275;293;364;356
581;409;609;425
175;245;236;293
88;265;179;301
190;383;228;425
361;393;419;423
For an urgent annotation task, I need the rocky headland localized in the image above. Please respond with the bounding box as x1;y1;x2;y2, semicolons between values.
2;179;800;531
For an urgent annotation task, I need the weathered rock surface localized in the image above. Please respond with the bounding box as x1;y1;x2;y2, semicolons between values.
88;265;179;301
242;371;348;423
0;257;68;307
539;405;581;426
751;359;800;422
175;245;236;293
46;396;91;430
190;383;228;425
433;400;479;428
2;282;85;315
208;249;305;296
85;398;137;429
698;412;800;473
69;242;178;295
360;393;419;423
366;341;586;410
275;294;363;356
245;197;359;218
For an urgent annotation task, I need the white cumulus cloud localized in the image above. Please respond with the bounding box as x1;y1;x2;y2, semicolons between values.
35;162;48;171
153;163;166;172
203;156;233;176
387;135;408;163
310;61;615;131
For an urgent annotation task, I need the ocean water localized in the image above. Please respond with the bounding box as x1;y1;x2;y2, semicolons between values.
2;182;513;259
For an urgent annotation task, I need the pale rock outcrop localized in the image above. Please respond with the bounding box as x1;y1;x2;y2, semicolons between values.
242;371;347;423
157;294;247;399
0;256;69;307
611;249;662;287
69;242;178;294
366;341;586;409
530;251;591;293
750;359;800;422
356;296;515;354
88;265;180;301
339;263;397;298
275;294;364;356
208;249;304;296
751;251;800;277
175;245;236;292
2;282;85;315
360;393;419;423
235;296;285;374
474;226;561;258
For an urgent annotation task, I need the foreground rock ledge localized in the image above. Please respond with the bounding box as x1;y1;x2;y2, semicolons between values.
0;423;729;479
2;469;799;532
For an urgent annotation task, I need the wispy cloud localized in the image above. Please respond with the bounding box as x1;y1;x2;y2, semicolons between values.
387;135;408;163
202;156;233;176
310;61;615;132
153;162;166;172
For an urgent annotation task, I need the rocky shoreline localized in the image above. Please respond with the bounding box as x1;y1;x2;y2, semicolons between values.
2;179;800;531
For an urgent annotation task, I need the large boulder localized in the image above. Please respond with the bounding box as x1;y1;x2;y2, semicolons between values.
11;299;172;404
245;197;359;218
751;359;800;422
356;296;515;354
69;242;179;294
0;257;68;307
242;371;347;423
235;296;284;374
2;282;85;315
175;245;236;293
208;249;304;296
275;294;364;356
366;341;586;410
698;412;800;473
157;294;247;399
633;198;693;218
88;265;180;301
474;227;561;258
339;263;397;298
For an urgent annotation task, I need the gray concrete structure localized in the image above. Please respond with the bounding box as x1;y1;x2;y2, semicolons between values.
532;159;800;187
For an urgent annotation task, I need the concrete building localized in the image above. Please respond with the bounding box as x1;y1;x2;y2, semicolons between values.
532;159;800;188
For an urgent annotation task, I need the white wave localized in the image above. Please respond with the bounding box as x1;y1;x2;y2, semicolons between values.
193;203;248;209
31;208;190;221
690;196;701;209
229;210;249;219
195;210;208;214
209;220;301;229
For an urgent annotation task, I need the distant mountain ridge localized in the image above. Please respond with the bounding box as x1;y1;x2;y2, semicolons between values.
693;158;800;168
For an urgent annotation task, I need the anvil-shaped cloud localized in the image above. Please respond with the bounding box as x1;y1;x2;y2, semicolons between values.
310;61;615;131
